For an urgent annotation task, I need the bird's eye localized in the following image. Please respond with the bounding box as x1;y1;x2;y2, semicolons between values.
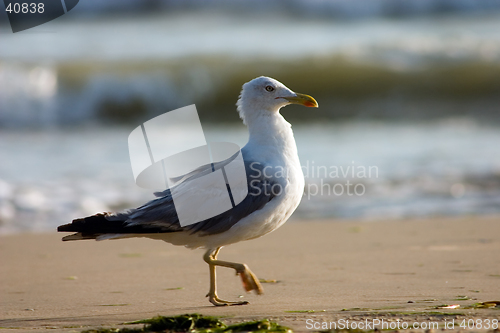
265;85;275;92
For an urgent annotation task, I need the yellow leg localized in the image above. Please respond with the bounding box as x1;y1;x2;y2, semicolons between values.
203;247;263;306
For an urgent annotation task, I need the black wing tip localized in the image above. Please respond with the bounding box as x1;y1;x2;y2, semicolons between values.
57;210;183;238
57;223;75;232
57;212;113;233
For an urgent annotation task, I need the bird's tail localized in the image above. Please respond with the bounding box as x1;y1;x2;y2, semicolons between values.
57;212;127;241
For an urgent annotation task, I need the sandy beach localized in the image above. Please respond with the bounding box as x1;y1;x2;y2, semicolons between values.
1;216;499;332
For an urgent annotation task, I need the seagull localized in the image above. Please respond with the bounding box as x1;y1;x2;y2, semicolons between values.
57;76;318;306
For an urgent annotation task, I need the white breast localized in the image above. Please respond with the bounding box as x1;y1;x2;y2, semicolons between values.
200;114;305;248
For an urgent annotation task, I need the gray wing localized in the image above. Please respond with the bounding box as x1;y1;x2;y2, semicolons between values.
109;150;279;236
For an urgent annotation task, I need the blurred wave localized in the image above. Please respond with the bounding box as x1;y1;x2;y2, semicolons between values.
1;11;500;127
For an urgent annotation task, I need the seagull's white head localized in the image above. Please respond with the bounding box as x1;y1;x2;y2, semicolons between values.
237;76;318;125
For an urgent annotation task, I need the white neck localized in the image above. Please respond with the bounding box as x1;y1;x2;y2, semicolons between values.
247;112;291;144
242;109;299;166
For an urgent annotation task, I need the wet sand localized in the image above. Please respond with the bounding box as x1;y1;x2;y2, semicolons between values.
1;216;499;332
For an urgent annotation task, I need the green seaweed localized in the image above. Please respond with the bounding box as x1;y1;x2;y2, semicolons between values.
455;295;470;301
0;327;23;330
83;329;141;333
226;319;291;333
141;314;225;332
86;314;291;333
340;308;372;311
285;310;325;313
465;301;500;309
164;287;184;291
373;311;463;316
370;306;402;310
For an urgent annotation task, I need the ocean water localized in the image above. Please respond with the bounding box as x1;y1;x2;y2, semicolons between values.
0;120;499;234
2;12;500;126
1;10;499;233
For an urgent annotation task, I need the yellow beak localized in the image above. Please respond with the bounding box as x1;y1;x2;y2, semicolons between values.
282;93;319;108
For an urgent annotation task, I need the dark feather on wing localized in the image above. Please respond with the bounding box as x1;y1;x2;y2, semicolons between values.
57;149;279;240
